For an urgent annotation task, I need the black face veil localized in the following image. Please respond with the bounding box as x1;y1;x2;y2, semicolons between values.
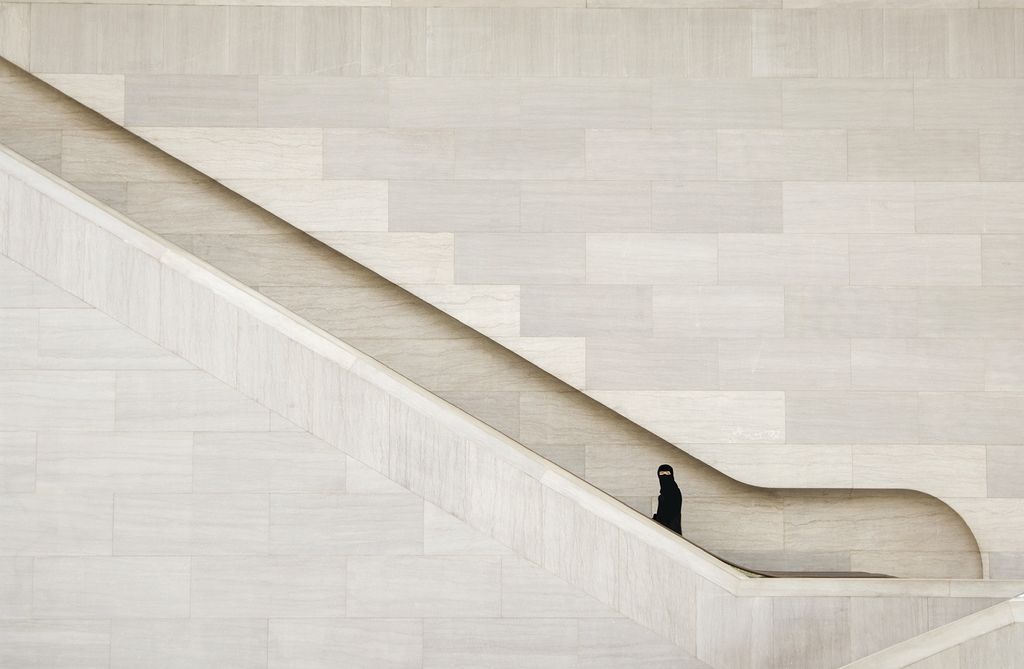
658;464;676;491
654;464;682;535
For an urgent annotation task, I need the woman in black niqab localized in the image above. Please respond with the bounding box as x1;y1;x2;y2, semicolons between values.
652;464;682;535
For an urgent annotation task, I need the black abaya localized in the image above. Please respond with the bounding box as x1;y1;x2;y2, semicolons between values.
653;464;682;535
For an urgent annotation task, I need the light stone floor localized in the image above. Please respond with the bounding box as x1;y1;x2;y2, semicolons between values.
0;57;985;579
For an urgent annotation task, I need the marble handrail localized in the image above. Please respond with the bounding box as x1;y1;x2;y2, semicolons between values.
5;143;1024;667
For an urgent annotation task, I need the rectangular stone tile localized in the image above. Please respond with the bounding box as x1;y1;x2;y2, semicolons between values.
848;130;979;181
38;309;191;370
849;234;982;286
232;7;363;76
849;597;930;661
125;75;258;127
783;79;912;129
915;80;1024;130
454;233;585;284
0;557;32;617
585;129;717;180
115;370;269;432
919;392;1024;444
816;8;884;77
883;10;948;78
423;618;578;669
773;599;851;668
654;286;784;338
981;131;1024;180
0;621;109;669
589;390;785;444
33;557;190;618
521;285;652;337
752;9;818;77
191;556;346;618
717;130;846;181
424;7;565;76
500;556;615;618
719;233;849;285
0;370;114;430
390;180;519;232
0;3;29;68
854;444;987;498
269;619;423;669
783;182;914;234
586;233;717;285
786;391;918;443
324;128;454;179
194;431;345;493
390;77;519;127
454;129;585;179
521;78;650;128
917;287;1024;338
520;181;650;232
646;8;752;78
983;235;1024;285
0;432;35;493
785;286;918;337
114;493;269;556
917;182;1024;234
586;337;718;391
986;340;1024;390
652;79;781;128
718;338;851;390
948;9;1017;77
270;493;422;555
0;308;36;369
653;182;782;233
260;76;387;127
36;432;191;494
222;179;388;233
579;617;696;669
852;339;986;391
111;619;268;669
140;127;323;180
347;556;500;617
359;6;429;76
694;580;773;669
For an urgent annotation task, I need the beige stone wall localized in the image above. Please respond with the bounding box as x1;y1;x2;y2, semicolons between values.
8;2;1015;576
0;59;986;577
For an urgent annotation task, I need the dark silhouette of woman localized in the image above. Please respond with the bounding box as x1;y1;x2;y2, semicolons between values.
652;464;682;535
